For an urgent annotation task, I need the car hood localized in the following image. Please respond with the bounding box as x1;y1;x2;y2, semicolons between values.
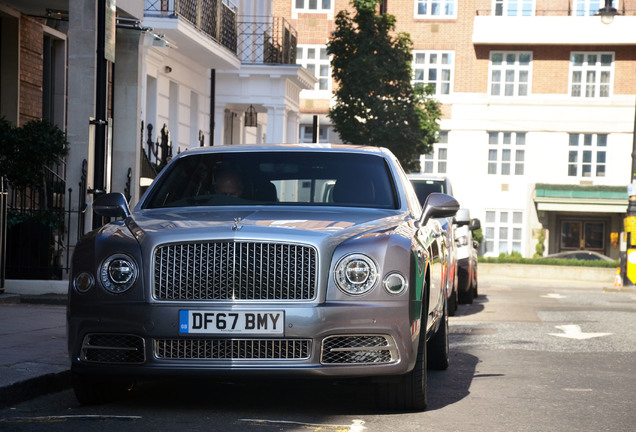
126;206;407;246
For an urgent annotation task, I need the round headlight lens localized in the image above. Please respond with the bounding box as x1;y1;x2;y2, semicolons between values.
100;254;138;294
73;271;95;293
335;254;378;295
383;272;407;295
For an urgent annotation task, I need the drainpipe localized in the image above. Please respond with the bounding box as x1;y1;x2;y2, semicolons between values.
210;70;215;146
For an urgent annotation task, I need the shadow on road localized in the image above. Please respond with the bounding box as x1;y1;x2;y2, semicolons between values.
453;294;487;317
427;351;479;411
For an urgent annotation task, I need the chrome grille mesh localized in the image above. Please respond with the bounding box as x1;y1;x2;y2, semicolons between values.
153;242;317;301
321;335;397;365
80;334;145;364
154;338;312;360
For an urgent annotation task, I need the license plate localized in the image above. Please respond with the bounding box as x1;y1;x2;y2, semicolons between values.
179;310;284;335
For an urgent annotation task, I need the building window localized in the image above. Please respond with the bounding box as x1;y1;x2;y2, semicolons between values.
421;131;448;174
299;124;329;143
568;133;607;177
574;0;617;16
415;0;457;18
487;132;525;175
493;0;534;16
484;210;524;256
297;45;331;92
570;52;614;98
412;51;453;96
489;52;531;97
294;0;332;12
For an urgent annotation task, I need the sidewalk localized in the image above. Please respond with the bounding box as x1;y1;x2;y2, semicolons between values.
0;294;69;407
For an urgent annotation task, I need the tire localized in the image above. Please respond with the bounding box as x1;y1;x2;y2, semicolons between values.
448;289;458;316
72;372;134;405
427;299;449;370
457;268;474;305
376;310;428;412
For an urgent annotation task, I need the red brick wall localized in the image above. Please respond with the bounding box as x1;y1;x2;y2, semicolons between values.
19;16;43;125
277;0;636;100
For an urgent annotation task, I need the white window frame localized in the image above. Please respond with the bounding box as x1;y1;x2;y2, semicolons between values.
493;0;535;16
299;123;330;143
489;51;532;97
292;0;334;14
484;210;524;256
414;0;457;19
487;132;526;176
297;44;331;97
569;52;614;99
421;131;448;174
574;0;619;16
567;133;608;178
412;51;454;96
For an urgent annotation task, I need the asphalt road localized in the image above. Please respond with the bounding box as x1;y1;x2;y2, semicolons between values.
1;277;634;432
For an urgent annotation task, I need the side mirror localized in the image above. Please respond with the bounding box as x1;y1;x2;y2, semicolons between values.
93;192;131;219
419;193;460;226
454;208;470;226
469;218;481;231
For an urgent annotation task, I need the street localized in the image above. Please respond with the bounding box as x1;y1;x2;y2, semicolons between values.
1;277;634;432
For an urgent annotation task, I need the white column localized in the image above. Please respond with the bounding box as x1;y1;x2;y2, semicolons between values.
112;28;143;206
213;106;225;145
264;104;286;144
286;110;299;144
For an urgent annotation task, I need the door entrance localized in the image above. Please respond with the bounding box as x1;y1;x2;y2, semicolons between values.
560;219;606;253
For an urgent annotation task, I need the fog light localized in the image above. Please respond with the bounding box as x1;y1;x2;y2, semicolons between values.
73;272;95;293
383;272;407;295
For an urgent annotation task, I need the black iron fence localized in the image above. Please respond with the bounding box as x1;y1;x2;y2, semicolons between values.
144;0;238;53
238;17;297;65
0;158;90;281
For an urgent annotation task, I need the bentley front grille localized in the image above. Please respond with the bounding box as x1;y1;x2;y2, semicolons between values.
320;335;398;365
80;334;146;364
153;242;317;301
154;338;312;360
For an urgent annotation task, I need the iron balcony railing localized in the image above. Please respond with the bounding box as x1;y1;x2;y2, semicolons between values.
145;0;238;53
238;16;298;65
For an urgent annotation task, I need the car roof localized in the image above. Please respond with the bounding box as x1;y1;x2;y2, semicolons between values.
406;173;450;181
174;143;394;158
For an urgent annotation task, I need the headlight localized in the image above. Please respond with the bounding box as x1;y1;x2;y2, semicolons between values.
99;254;138;294
455;235;468;247
383;272;407;295
334;253;378;295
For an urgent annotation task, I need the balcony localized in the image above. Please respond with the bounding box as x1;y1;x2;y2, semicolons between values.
473;9;636;46
143;0;240;69
237;17;297;65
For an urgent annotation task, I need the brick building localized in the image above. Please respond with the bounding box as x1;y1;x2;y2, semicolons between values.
277;0;636;259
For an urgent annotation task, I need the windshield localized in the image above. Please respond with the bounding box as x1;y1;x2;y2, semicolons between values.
142;151;398;210
411;180;445;205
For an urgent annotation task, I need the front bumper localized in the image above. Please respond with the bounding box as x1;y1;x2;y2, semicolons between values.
68;300;418;379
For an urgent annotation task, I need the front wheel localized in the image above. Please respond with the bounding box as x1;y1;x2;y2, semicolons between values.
72;372;134;405
427;299;449;370
376;321;428;411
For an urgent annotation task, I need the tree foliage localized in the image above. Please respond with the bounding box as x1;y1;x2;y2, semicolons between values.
0;118;69;189
327;0;441;172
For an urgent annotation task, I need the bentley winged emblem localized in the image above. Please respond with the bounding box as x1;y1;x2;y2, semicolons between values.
232;217;243;231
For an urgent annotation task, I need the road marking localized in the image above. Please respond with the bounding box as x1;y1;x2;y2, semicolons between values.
549;324;612;340
541;293;566;299
239;418;366;431
0;415;142;423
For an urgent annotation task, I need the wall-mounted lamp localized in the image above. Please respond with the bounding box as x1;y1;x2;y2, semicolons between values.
245;105;258;127
596;0;620;24
164;66;172;73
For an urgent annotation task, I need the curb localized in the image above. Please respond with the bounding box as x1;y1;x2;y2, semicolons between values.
0;370;71;408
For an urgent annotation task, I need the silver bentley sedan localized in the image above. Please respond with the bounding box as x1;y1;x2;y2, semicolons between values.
67;144;459;411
